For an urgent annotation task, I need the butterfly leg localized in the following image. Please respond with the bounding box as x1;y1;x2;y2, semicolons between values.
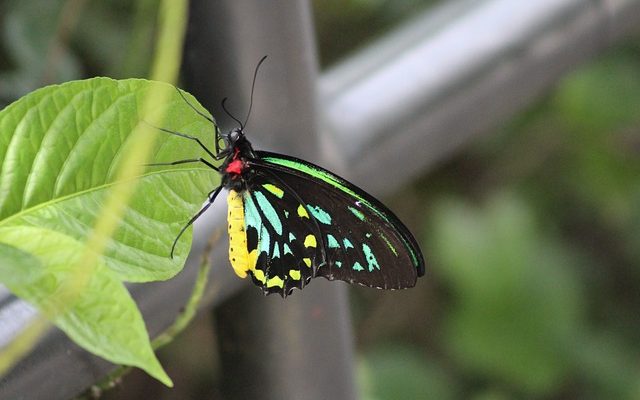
207;187;220;201
171;185;223;258
145;158;219;172
144;121;218;161
171;87;224;155
174;87;215;125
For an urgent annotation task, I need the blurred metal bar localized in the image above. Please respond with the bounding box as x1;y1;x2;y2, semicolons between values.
320;0;640;195
183;1;358;399
1;0;639;398
214;285;356;399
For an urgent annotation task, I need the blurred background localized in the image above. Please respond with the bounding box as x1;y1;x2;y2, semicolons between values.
1;0;640;399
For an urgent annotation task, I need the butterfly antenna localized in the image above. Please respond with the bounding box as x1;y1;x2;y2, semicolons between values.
221;97;244;129
242;55;268;129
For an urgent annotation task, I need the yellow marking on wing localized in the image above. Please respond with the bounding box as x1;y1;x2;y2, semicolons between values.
303;258;311;268
304;234;317;248
289;270;301;280
253;269;266;283
267;276;284;288
227;190;250;278
247;249;258;271
262;184;284;198
297;204;309;218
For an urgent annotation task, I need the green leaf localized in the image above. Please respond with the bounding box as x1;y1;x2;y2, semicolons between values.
0;77;219;385
0;241;42;288
0;227;171;385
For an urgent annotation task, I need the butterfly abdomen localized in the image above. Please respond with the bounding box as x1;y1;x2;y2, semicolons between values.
227;190;252;278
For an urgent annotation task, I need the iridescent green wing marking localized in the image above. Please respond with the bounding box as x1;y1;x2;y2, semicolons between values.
245;151;425;293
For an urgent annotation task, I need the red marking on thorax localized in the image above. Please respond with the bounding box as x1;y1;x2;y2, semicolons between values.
226;159;243;175
225;147;244;175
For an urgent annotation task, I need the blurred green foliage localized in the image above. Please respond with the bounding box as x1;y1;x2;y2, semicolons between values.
359;345;457;400
2;1;640;399
0;0;157;107
431;193;584;396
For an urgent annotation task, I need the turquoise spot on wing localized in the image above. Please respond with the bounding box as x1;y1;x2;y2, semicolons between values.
335;261;342;268
259;225;270;254
245;194;270;254
343;238;354;249
348;206;366;221
284;210;289;218
307;204;332;224
352;261;364;271
362;243;380;272
289;232;296;241
283;243;293;255
327;234;340;249
254;191;282;235
365;233;372;238
272;243;281;259
244;193;261;229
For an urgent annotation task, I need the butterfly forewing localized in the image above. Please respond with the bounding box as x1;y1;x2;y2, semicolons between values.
245;151;425;293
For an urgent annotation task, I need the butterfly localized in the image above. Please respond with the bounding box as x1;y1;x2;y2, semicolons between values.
150;57;425;297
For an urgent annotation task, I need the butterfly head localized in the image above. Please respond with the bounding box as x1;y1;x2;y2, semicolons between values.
225;127;244;146
216;127;246;158
219;127;257;192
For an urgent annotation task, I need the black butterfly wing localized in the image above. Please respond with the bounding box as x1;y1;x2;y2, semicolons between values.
240;173;323;296
245;151;425;294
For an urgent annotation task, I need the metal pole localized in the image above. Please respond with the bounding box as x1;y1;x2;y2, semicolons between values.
320;0;640;195
183;1;358;399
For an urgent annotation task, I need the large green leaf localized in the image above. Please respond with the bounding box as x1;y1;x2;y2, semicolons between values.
0;77;219;385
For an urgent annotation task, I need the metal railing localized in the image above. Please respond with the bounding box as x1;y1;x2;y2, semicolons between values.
1;0;638;398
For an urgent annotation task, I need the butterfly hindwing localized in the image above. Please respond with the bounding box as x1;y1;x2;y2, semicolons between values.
241;175;325;296
243;151;425;294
